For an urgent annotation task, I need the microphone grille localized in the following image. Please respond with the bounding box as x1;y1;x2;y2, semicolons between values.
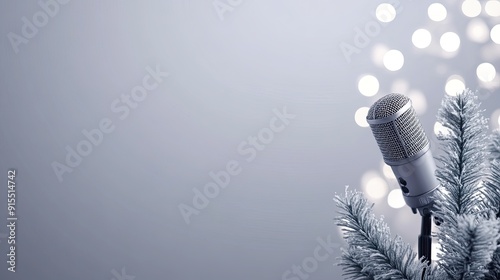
367;93;429;162
367;93;409;120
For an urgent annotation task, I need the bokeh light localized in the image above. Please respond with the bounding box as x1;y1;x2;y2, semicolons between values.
476;62;496;82
461;0;482;17
434;121;452;136
491;24;500;44
445;75;466;96
485;0;500;16
391;79;410;94
491;109;500;129
358;75;380;96
466;19;489;43
383;50;405;71
408;90;427;115
376;3;397;23
362;175;389;199
428;3;447;21
387;189;406;208
381;162;394;179
412;29;432;48
440;32;461;52
355;107;370;127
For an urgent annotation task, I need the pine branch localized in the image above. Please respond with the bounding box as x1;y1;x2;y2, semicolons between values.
486;247;500;280
436;214;500;280
334;189;426;280
339;247;375;280
435;89;489;216
485;130;500;278
489;130;500;161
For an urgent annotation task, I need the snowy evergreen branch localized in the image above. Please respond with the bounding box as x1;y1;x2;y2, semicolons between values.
334;189;426;280
485;130;500;279
436;213;500;280
489;130;500;161
484;130;500;215
339;247;375;280
435;89;489;216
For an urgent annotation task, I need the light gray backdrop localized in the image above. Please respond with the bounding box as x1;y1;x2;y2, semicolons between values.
1;1;499;279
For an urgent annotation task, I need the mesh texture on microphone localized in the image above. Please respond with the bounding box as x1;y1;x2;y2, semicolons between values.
366;93;429;162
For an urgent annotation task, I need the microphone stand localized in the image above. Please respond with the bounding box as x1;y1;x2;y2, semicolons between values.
418;213;432;279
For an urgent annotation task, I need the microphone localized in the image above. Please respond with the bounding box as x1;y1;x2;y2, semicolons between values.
366;93;440;216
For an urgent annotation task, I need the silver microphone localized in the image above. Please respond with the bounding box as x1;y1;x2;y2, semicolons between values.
366;93;440;216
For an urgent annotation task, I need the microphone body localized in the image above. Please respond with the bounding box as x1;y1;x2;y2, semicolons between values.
366;93;439;216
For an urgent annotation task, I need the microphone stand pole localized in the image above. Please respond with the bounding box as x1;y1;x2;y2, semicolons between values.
418;213;432;279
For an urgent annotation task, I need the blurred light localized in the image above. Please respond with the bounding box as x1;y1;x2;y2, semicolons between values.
476;62;496;82
387;189;405;208
492;109;500;129
434;121;451;136
440;32;461;52
391;79;409;93
363;176;389;200
466;19;489;43
445;75;466;96
412;29;432;48
376;3;397;23
428;3;447;21
358;75;380;96
491;24;500;44
485;1;500;16
462;0;482;17
381;162;394;179
383;50;404;71
371;44;389;67
361;171;379;187
408;90;427;115
355;107;370;127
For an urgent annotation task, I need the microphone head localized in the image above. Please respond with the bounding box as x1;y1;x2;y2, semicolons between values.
366;93;429;165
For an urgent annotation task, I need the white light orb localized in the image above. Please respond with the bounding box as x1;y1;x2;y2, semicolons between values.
466;19;490;43
358;75;380;97
491;24;500;44
376;3;397;23
391;79;409;93
381;162;394;179
412;29;432;48
462;0;482;17
363;176;389;199
445;75;466;96
491;109;500;129
408;90;427;115
387;189;406;208
477;63;497;82
440;32;461;52
383;50;405;71
428;3;447;21
354;107;370;127
485;1;500;16
434;121;451;136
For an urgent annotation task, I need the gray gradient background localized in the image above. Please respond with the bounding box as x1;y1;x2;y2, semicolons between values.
1;1;499;279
